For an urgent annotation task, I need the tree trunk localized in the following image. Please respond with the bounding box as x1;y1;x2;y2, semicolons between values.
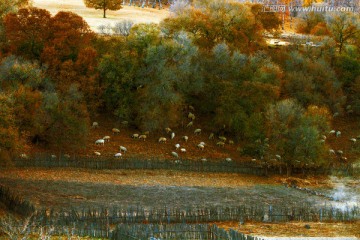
286;164;292;177
103;7;106;18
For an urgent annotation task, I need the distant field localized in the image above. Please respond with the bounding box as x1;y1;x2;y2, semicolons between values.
32;0;170;32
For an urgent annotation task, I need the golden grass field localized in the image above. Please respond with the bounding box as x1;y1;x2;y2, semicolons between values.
32;0;170;31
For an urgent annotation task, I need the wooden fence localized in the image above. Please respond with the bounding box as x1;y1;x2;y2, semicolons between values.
111;223;263;240
12;154;352;176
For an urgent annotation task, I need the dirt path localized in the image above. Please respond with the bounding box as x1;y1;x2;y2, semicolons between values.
32;0;170;32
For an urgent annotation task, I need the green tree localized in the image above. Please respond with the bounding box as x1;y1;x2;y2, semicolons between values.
266;99;329;176
83;0;122;18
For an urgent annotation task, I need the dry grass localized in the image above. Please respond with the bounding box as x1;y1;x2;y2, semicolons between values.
32;0;170;32
215;221;360;238
1;168;281;188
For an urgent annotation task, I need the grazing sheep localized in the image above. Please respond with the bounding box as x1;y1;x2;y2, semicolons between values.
341;156;348;161
320;139;325;143
275;154;281;160
336;131;341;137
132;133;139;139
350;138;356;143
175;144;180;150
209;133;214;140
201;158;207;162
216;141;225;147
20;153;28;159
112;128;120;134
180;148;186;153
171;152;179;158
197;144;204;150
119;146;127;153
51;155;56;159
194;129;201;135
321;135;327;140
229;140;234;144
171;132;175;139
225;157;232;162
159;137;167;143
329;130;336;134
218;136;227;142
64;154;70;159
165;128;172;134
186;121;193;128
199;142;205;146
329;149;335;154
95;139;105;145
139;135;147;141
175;160;181;164
114;153;122;158
103;136;111;142
337;150;343;155
188;112;195;120
333;112;339;117
182;136;188;142
252;158;257;162
92;122;99;128
94;151;101;156
143;131;150;135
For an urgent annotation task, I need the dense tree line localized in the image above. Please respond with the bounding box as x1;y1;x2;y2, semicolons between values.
0;0;359;173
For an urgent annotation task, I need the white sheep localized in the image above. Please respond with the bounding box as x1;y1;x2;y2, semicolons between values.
114;153;122;158
180;148;186;153
182;136;188;142
252;158;257;162
92;122;99;128
175;144;180;150
219;136;227;142
337;150;343;155
321;135;327;140
175;160;181;164
171;152;179;158
112;128;120;134
201;158;207;162
194;129;201;135
139;134;147;141
159;137;167;143
188;112;195;120
132;133;139;139
171;132;175;139
329;149;335;154
165;128;172;134
64;154;70;159
186;121;193;128
225;157;232;162
197;144;204;150
333;112;339;117
95;139;105;145
51;155;56;159
216;141;225;147
350;138;357;143
329;130;336;134
275;154;281;160
336;131;341;137
20;153;29;159
94;151;101;156
143;131;150;135
228;140;234;144
209;133;214;140
119;146;127;153
103;136;111;142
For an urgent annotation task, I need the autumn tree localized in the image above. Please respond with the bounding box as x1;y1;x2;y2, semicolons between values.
83;0;122;18
266;99;329;176
3;8;51;59
161;0;271;52
326;12;360;53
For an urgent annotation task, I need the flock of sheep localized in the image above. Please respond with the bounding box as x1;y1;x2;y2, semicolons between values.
91;108;235;163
